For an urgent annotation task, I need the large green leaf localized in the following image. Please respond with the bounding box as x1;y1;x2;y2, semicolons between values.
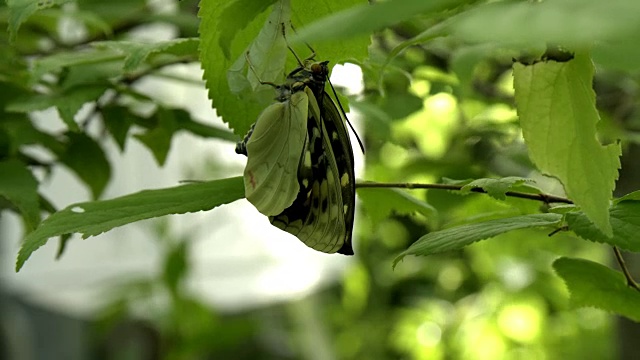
554;257;640;322
198;0;369;135
16;176;245;271
394;213;562;267
513;53;620;237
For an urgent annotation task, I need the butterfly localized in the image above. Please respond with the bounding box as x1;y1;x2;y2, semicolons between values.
237;54;357;255
236;81;314;216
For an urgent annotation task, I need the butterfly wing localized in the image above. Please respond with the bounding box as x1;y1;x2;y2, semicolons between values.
243;90;309;216
320;92;356;254
270;86;356;255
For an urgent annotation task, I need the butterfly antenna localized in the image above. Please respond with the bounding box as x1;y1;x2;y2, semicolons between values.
281;23;306;67
328;77;365;154
286;23;316;64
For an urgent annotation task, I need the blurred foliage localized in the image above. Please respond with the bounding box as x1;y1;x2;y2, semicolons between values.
4;0;640;359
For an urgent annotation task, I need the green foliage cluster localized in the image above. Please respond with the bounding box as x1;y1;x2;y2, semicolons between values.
3;0;640;358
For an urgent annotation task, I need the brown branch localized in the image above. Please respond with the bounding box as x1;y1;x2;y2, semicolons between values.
355;181;574;204
613;247;640;292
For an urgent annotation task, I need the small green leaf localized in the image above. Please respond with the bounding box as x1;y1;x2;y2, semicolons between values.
163;241;188;295
6;0;73;41
56;86;107;131
101;106;135;151
61;61;123;89
7;85;108;132
553;257;640;322
175;114;239;143
566;201;640;252
458;177;537;200
1;115;64;154
0;159;40;230
93;38;200;73
357;187;437;224
513;53;620;236
60;133;111;199
16;176;245;271
134;108;178;166
30;49;122;84
394;213;562;267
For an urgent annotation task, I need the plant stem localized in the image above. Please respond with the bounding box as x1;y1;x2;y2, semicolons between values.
355;181;573;204
613;247;640;292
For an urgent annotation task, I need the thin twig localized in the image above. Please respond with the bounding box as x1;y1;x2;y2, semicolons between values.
355;181;573;204
613;247;640;291
547;226;568;237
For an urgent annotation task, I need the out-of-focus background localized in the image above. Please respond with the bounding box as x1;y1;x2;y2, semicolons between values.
2;0;639;359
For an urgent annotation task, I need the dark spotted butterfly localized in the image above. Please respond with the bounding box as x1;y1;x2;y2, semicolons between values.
236;54;356;255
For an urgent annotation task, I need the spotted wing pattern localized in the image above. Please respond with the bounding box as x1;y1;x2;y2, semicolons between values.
270;62;356;255
237;61;356;255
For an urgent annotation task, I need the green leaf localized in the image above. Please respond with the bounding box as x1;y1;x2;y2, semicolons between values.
6;0;73;41
357;187;437;224
592;39;640;72
93;38;200;73
101;106;135;151
566;201;640;252
614;190;640;204
513;53;620;237
30;49;122;85
292;0;465;44
553;257;640;322
175;115;239;143
218;0;277;59
0;115;64;154
394;213;562;267
134;108;178;166
7;85;108;132
225;1;288;98
56;86;108;131
448;0;639;49
16;176;245;271
0;160;40;231
198;0;369;135
60;133;111;199
163;241;189;295
61;61;123;90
